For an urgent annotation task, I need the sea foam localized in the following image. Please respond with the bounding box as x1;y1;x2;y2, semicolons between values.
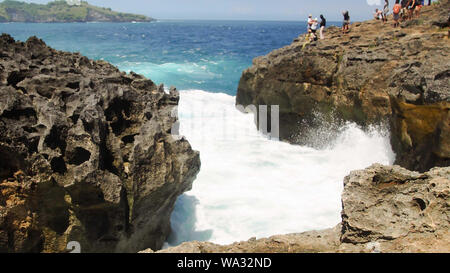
166;90;395;247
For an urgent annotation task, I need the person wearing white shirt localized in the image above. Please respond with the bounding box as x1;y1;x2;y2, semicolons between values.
310;18;319;40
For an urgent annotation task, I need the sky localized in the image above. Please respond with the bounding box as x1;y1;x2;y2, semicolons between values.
11;0;430;21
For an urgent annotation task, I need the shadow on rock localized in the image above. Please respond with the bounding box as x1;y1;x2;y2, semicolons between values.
166;194;213;247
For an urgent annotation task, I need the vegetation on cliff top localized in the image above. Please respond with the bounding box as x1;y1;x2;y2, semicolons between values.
0;0;153;22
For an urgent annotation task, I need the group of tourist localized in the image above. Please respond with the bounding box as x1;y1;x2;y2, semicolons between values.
375;0;431;28
307;14;327;40
306;0;433;40
374;0;390;22
307;10;348;40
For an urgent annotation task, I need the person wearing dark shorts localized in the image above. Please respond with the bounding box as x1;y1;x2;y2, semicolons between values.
342;11;350;34
415;0;424;17
310;18;319;41
407;0;416;20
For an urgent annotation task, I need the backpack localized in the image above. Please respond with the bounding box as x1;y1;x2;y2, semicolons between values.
393;4;401;14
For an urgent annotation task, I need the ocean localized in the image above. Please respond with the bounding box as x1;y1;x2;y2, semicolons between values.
1;21;395;247
1;20;318;93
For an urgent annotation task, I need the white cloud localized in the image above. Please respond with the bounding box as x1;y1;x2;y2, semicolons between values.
366;0;382;5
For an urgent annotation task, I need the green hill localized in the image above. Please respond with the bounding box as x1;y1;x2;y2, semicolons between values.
0;0;154;22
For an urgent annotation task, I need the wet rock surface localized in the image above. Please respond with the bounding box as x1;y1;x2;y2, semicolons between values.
0;34;200;253
236;1;450;172
148;164;449;253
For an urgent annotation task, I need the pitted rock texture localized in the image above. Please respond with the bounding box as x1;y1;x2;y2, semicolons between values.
0;34;200;253
145;164;449;253
339;164;449;252
236;1;450;172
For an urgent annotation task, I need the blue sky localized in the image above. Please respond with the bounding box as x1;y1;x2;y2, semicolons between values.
13;0;426;21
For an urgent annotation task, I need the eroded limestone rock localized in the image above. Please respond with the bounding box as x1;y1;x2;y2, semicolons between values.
0;34;200;253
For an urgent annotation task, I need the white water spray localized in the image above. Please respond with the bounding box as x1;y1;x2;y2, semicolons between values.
167;90;395;246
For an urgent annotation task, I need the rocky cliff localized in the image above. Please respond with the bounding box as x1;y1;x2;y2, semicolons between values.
142;164;449;253
0;1;153;23
0;34;200;253
236;1;449;172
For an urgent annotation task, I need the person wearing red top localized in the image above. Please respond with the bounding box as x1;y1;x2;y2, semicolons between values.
393;0;402;27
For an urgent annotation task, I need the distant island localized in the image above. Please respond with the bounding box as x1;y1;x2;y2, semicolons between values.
0;0;154;23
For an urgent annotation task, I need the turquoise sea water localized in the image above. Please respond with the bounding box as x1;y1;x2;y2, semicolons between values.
0;20;321;94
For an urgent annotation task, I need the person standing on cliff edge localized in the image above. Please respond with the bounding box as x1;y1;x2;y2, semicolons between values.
400;0;409;21
415;0;424;17
320;15;326;39
406;0;418;20
393;0;402;27
342;10;350;34
383;0;390;22
310;18;319;40
307;14;313;37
